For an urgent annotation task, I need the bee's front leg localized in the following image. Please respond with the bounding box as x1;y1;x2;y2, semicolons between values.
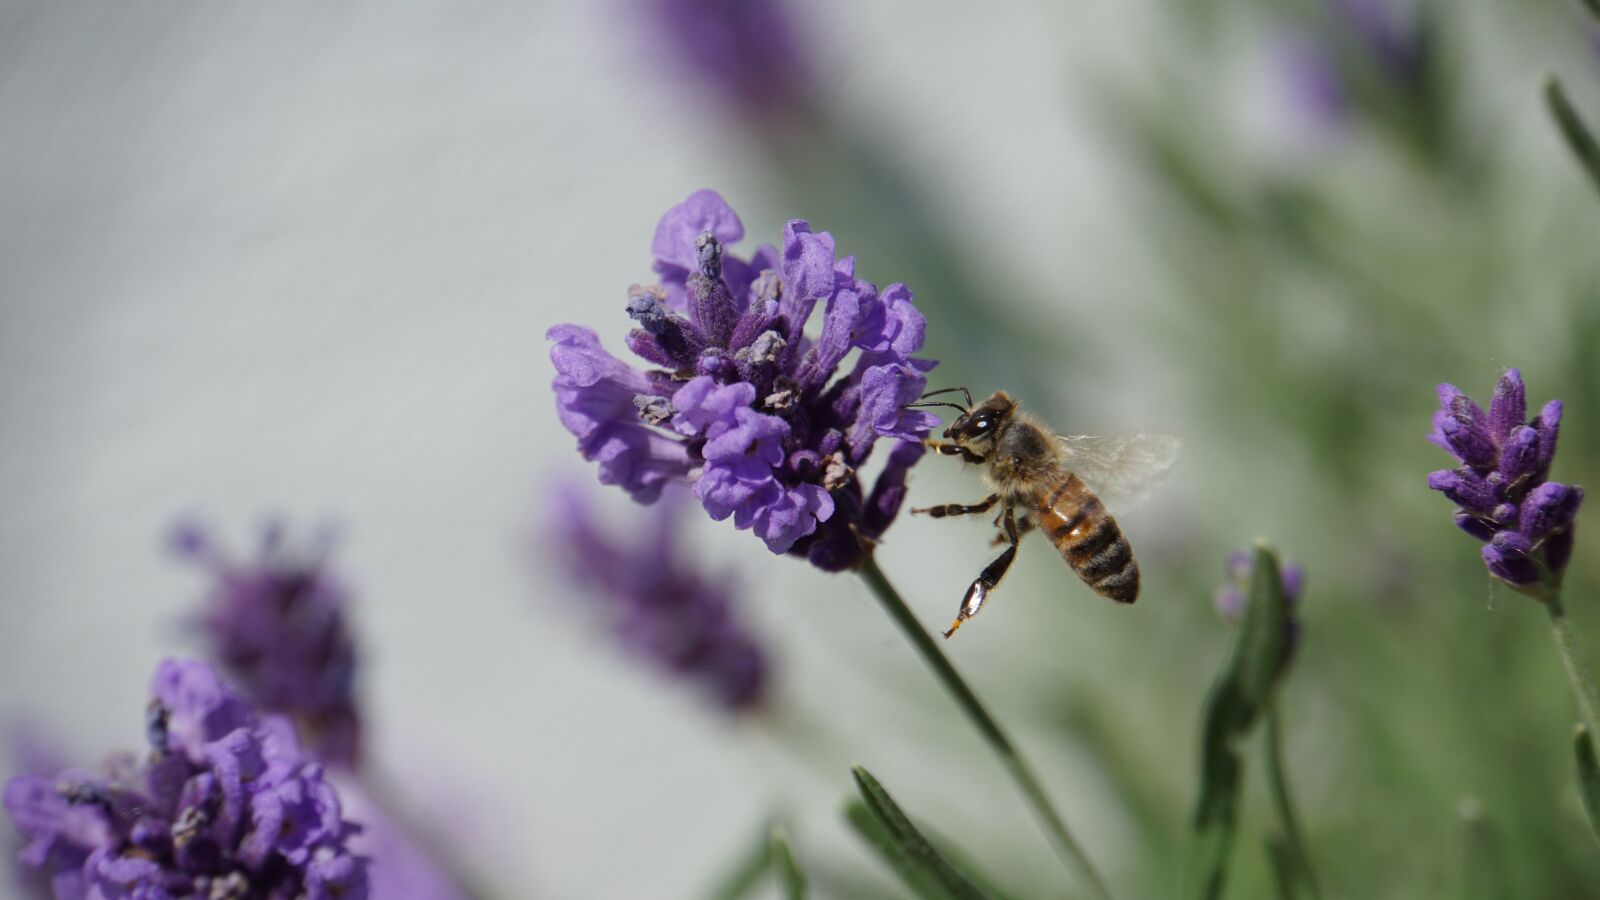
946;506;1020;638
910;494;998;519
923;439;986;465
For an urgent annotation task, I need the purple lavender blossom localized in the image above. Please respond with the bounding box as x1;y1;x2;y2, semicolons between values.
3;659;368;899
551;484;770;711
637;0;815;122
549;189;937;572
1427;370;1584;591
171;521;362;768
1215;550;1306;670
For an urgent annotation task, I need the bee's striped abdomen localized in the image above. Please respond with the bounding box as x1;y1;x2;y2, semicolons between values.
1036;474;1140;603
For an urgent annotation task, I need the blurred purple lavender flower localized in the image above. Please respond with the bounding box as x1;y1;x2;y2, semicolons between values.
171;521;362;768
638;0;815;123
551;484;769;712
1329;0;1423;83
3;659;368;899
549;189;937;571
1427;370;1584;591
1215;550;1306;670
1276;33;1349;131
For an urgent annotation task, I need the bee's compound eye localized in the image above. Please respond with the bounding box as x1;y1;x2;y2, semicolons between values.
972;417;992;433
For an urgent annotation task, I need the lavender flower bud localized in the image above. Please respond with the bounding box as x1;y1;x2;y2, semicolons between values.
1544;526;1577;574
1213;549;1305;672
1487;368;1527;446
1521;482;1583;540
1427;469;1497;514
1454;512;1497;541
1497;426;1540;486
1536;399;1564;475
1483;543;1539;586
1440;415;1497;469
626;285;702;368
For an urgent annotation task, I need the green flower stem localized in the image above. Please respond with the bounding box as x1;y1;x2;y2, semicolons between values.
857;554;1113;900
1541;592;1600;755
1264;704;1322;900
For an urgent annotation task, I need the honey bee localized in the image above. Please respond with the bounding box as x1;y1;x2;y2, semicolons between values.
907;387;1180;638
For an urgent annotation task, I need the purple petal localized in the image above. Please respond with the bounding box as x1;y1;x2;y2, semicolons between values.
651;190;744;274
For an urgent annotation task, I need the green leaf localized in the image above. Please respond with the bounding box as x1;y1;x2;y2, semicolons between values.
769;824;807;900
846;802;950;900
849;767;993;900
1574;725;1600;848
1265;836;1297;900
705;825;774;900
1545;77;1600;199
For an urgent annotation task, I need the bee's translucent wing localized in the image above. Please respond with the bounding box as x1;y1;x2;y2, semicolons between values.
1056;433;1181;507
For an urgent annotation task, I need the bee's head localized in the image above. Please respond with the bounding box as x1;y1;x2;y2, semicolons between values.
945;391;1016;454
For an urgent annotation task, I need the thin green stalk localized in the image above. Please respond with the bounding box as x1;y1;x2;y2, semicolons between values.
1544;77;1600;199
1541;593;1600;754
856;554;1113;900
1264;704;1322;900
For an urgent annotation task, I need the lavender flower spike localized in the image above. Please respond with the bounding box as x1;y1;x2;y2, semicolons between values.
4;659;368;899
1427;369;1584;592
1215;550;1306;671
171;520;363;768
550;484;770;711
549;189;939;571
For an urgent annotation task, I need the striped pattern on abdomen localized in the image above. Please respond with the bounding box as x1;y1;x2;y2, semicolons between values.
1035;474;1140;603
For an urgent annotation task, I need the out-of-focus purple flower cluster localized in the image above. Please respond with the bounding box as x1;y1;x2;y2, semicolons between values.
171;522;362;768
3;659;367;900
1427;369;1584;590
1215;550;1305;671
551;485;769;712
549;189;936;571
640;0;815;122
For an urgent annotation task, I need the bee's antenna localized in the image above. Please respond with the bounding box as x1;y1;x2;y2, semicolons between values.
919;386;973;408
903;401;969;415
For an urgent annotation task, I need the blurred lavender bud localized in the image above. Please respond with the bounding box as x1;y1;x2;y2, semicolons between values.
636;0;818;126
549;189;939;571
171;520;362;768
548;483;771;712
1215;549;1305;672
1329;0;1424;82
1427;370;1584;593
1275;33;1349;132
3;660;367;899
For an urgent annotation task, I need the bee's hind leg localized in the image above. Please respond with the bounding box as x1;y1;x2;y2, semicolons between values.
946;506;1021;639
993;513;1035;545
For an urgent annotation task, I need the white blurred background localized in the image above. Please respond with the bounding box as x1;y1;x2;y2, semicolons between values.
0;2;1199;896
